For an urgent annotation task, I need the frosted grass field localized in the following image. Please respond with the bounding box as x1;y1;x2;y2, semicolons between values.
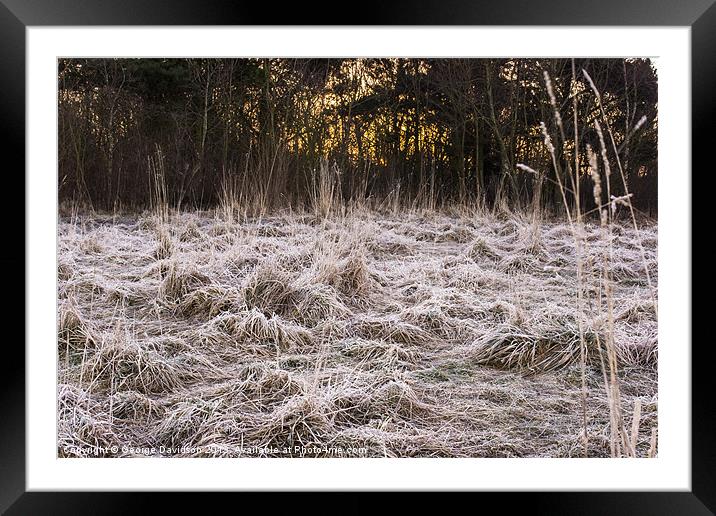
58;208;657;457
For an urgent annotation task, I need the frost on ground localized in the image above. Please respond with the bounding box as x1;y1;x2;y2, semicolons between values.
57;209;657;457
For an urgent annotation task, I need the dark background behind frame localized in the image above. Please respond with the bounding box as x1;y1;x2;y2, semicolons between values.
1;0;709;513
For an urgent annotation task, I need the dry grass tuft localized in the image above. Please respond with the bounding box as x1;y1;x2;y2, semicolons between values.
58;384;116;457
295;284;350;326
58;302;96;355
249;394;333;450
314;249;379;298
80;234;103;254
471;318;601;373
154;398;220;449
340;338;417;369
233;366;307;404
110;390;164;420
353;316;431;345
331;373;437;425
179;220;202;242
616;300;657;323
177;285;236;318
154;227;174;260
399;299;468;338
242;265;301;317
58;258;74;281
467;238;501;262
499;253;540;273
214;309;313;351
243;263;351;327
472;300;527;326
82;337;183;394
138;214;159;231
616;337;658;370
159;262;211;302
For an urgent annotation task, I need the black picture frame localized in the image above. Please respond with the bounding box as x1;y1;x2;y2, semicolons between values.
2;1;709;512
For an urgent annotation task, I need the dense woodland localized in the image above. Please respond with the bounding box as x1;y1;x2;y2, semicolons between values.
58;58;658;215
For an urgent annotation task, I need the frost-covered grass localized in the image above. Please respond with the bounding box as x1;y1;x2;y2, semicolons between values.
57;208;657;457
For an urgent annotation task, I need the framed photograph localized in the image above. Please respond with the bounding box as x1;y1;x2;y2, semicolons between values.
5;0;710;511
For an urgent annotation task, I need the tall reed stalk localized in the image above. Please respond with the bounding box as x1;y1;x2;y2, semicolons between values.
310;160;342;219
519;67;657;457
148;144;169;225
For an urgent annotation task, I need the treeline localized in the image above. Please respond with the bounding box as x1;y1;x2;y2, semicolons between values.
58;58;657;214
